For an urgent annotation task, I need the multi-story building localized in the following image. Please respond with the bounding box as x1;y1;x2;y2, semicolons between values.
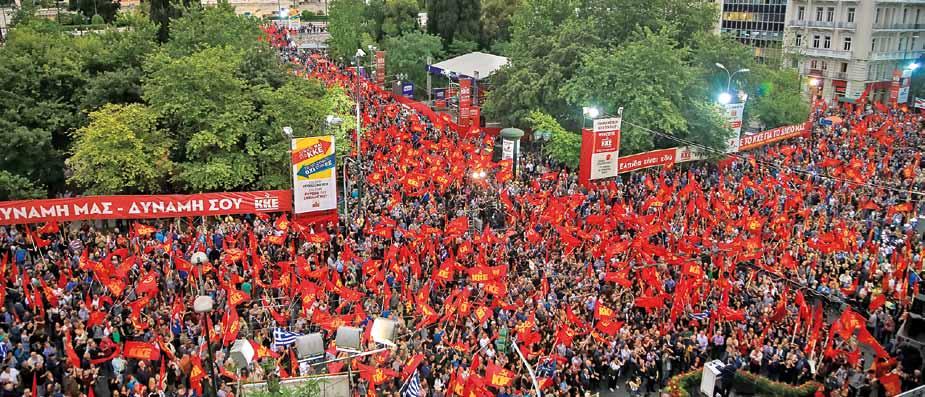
784;0;925;103
716;0;788;66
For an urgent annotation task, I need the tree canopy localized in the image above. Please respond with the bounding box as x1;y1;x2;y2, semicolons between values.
0;4;354;198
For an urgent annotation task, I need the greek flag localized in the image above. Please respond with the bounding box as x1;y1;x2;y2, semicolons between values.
273;328;302;348
689;311;710;321
0;342;8;360
910;271;922;286
402;369;422;397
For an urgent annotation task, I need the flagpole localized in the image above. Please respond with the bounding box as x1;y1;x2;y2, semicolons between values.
510;337;541;397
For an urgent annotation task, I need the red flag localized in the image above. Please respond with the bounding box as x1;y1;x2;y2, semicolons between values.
123;341;160;361
189;356;206;394
869;293;887;312
401;353;425;379
222;308;241;346
485;362;515;388
36;221;59;235
133;222;156;236
65;329;81;368
31;373;37;397
880;373;902;397
595;319;624;336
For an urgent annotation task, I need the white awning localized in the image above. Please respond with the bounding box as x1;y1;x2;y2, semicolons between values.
428;52;509;81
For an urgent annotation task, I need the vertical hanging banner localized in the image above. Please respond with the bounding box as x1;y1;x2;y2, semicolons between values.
578;117;622;186
722;102;746;153
458;78;472;128
291;136;338;220
889;69;902;106
375;51;385;87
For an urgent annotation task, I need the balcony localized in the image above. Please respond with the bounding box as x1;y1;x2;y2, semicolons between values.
877;0;925;3
872;23;925;30
787;46;854;59
802;67;849;80
788;20;856;30
869;50;925;60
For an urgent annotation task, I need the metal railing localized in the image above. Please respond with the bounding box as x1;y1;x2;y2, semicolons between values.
873;22;925;30
869;50;925;60
241;373;350;397
795;47;853;59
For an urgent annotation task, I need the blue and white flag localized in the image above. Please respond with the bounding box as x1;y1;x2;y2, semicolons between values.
401;369;422;397
689;311;710;321
910;271;922;286
273;328;303;348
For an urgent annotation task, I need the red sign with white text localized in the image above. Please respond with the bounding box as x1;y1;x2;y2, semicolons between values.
0;190;292;225
737;122;810;151
618;148;676;173
458;78;472;127
375;51;385;87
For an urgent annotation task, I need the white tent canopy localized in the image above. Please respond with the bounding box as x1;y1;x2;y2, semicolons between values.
427;52;509;81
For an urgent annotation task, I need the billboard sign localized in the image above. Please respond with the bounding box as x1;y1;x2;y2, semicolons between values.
291;136;337;215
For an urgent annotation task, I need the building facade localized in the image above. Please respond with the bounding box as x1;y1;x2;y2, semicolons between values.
784;0;925;103
716;0;788;66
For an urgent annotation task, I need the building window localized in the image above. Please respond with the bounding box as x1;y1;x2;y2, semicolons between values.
917;9;921;24
876;8;882;24
816;7;824;21
824;36;831;49
813;35;821;48
847;8;855;23
826;7;834;22
903;8;909;24
872;38;877;52
821;61;828;70
843;37;852;51
798;6;805;20
795;34;803;46
841;63;848;73
811;59;818;69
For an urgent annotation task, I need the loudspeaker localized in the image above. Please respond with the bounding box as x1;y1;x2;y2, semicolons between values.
335;326;363;353
295;333;325;360
229;339;255;369
370;318;397;347
912;294;925;316
492;141;503;162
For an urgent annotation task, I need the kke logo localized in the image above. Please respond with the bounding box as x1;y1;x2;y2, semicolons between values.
600;138;612;148
254;196;280;211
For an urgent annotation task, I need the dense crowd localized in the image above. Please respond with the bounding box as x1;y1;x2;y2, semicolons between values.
0;33;924;397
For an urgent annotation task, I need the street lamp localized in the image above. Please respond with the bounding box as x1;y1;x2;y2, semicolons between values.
717;92;733;105
909;62;920;71
353;48;366;205
582;106;600;119
715;63;750;100
193;295;221;397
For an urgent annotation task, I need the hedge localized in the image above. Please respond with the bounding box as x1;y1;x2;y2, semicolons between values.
664;368;822;397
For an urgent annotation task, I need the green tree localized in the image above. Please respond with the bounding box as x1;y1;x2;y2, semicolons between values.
561;27;729;154
446;39;477;57
328;0;366;62
748;67;810;128
381;0;420;38
382;31;444;96
253;79;355;189
68;0;120;23
479;0;521;49
426;0;480;45
143;46;259;191
0;170;45;201
526;111;580;169
67;104;173;194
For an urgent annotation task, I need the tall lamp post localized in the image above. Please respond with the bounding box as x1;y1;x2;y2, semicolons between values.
353;48;366;205
715;63;750;104
194;295;221;397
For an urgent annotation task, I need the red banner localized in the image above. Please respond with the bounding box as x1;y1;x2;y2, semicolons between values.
0;190;292;225
123;341;161;361
459;78;472;128
375;51;385;87
618;148;676;173
738;122;810;151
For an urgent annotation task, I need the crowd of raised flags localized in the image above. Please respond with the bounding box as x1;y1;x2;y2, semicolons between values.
0;24;924;397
